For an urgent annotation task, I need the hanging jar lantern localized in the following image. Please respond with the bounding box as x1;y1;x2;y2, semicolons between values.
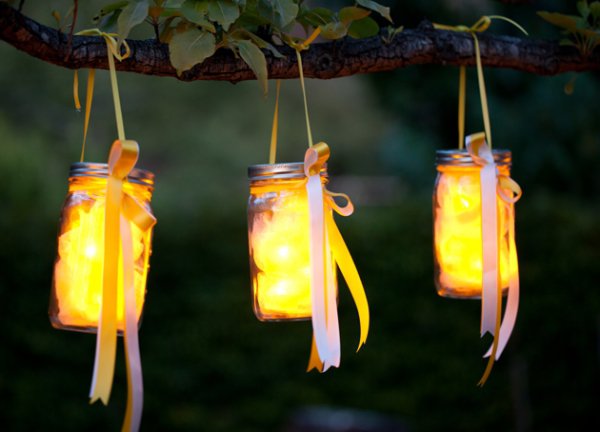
247;162;335;321
433;149;514;299
247;30;369;372
432;133;522;386
429;15;527;384
49;162;155;332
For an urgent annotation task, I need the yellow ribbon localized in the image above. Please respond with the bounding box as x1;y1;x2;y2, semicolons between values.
303;143;370;372
74;28;150;432
464;132;522;386
73;30;131;159
266;28;368;372
91;139;140;405
433;16;527;150
268;80;281;164
433;17;526;385
268;28;322;165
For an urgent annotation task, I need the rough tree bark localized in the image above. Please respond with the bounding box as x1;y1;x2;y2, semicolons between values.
1;2;599;82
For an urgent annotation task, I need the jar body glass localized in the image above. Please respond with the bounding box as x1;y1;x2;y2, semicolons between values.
433;152;514;298
248;165;335;321
49;164;155;333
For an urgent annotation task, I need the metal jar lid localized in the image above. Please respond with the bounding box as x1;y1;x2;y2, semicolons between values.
69;162;155;187
248;162;328;182
435;149;512;167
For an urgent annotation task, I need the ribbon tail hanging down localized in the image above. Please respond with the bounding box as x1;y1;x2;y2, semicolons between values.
484;201;520;360
324;224;341;368
307;336;324;372
90;168;122;405
121;184;156;432
89;139;141;405
325;211;369;350
305;148;335;371
466;133;499;338
466;133;502;386
120;214;143;432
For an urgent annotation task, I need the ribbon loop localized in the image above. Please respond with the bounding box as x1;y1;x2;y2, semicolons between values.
109;140;140;179
325;191;354;217
304;142;330;176
497;175;522;204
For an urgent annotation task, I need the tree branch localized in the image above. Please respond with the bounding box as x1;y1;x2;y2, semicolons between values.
1;2;598;82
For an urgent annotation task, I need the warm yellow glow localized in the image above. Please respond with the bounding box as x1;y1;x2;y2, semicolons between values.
52;179;151;331
248;173;339;321
434;165;513;298
249;186;314;320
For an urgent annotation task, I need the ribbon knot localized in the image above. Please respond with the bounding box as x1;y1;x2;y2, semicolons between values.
76;29;132;61
466;133;522;205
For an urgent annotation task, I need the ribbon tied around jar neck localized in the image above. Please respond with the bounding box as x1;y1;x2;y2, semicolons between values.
465;132;521;386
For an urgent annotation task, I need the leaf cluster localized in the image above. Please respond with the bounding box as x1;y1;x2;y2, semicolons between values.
538;0;600;57
88;0;394;94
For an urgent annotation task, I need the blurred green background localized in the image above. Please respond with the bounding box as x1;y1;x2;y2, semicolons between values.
1;1;599;431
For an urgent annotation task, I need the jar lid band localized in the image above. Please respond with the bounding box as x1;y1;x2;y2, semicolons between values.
69;162;155;186
248;162;328;182
435;149;511;167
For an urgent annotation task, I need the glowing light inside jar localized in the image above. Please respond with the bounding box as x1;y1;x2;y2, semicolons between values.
434;167;512;298
250;189;313;320
53;195;147;330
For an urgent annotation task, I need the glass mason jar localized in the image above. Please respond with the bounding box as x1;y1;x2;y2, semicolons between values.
433;149;514;299
49;162;155;333
247;162;335;321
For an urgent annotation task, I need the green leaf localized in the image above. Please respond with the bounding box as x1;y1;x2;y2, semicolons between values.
99;1;130;16
168;27;216;75
538;12;582;32
577;0;590;20
181;0;216;32
299;7;334;27
207;0;240;30
234;39;268;95
99;9;124;31
356;0;392;23
339;6;371;25
181;0;207;21
347;16;379;39
243;31;284;58
117;0;149;41
320;21;348;40
257;0;299;29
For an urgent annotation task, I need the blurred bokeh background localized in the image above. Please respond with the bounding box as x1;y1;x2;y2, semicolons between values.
1;0;599;431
